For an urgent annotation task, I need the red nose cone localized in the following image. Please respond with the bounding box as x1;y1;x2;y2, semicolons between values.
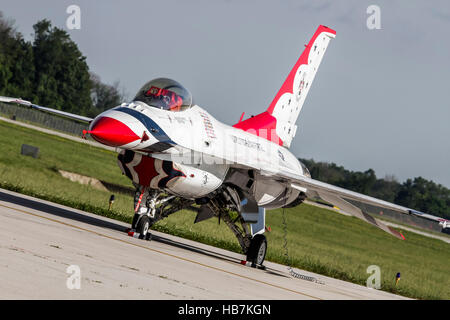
88;117;140;147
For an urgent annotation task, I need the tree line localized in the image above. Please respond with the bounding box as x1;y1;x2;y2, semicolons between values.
0;12;124;118
300;158;450;220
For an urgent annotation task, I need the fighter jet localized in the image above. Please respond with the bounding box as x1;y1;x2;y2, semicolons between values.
1;25;422;267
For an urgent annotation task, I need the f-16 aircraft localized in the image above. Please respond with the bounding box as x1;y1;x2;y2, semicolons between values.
1;25;426;267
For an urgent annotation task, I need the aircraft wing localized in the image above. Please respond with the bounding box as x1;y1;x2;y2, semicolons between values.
0;96;93;123
266;169;415;240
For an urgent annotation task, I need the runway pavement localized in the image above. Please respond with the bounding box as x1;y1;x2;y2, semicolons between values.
0;188;409;300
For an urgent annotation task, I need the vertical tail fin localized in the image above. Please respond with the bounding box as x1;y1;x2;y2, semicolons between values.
234;25;336;148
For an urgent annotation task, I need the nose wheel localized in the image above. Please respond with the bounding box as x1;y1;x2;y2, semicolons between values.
135;215;152;240
128;189;194;241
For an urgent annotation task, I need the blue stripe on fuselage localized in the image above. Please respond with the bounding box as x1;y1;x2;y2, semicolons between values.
115;107;175;145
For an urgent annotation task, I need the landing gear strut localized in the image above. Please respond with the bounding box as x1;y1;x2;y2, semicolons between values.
208;199;267;268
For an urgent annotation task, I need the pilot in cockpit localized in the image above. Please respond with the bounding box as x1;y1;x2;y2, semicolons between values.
134;78;192;112
144;86;183;112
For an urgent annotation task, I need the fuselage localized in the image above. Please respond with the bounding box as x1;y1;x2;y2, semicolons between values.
88;101;308;206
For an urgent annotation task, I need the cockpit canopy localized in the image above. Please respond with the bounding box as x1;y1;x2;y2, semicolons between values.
133;78;193;112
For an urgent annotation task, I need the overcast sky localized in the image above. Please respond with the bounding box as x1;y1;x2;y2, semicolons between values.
2;0;450;188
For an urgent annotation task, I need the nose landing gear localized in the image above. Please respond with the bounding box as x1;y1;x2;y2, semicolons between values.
128;186;195;241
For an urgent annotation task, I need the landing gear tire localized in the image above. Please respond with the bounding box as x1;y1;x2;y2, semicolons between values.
136;215;152;241
246;234;267;268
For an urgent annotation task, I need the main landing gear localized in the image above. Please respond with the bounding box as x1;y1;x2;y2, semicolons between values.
246;234;267;268
208;199;267;269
